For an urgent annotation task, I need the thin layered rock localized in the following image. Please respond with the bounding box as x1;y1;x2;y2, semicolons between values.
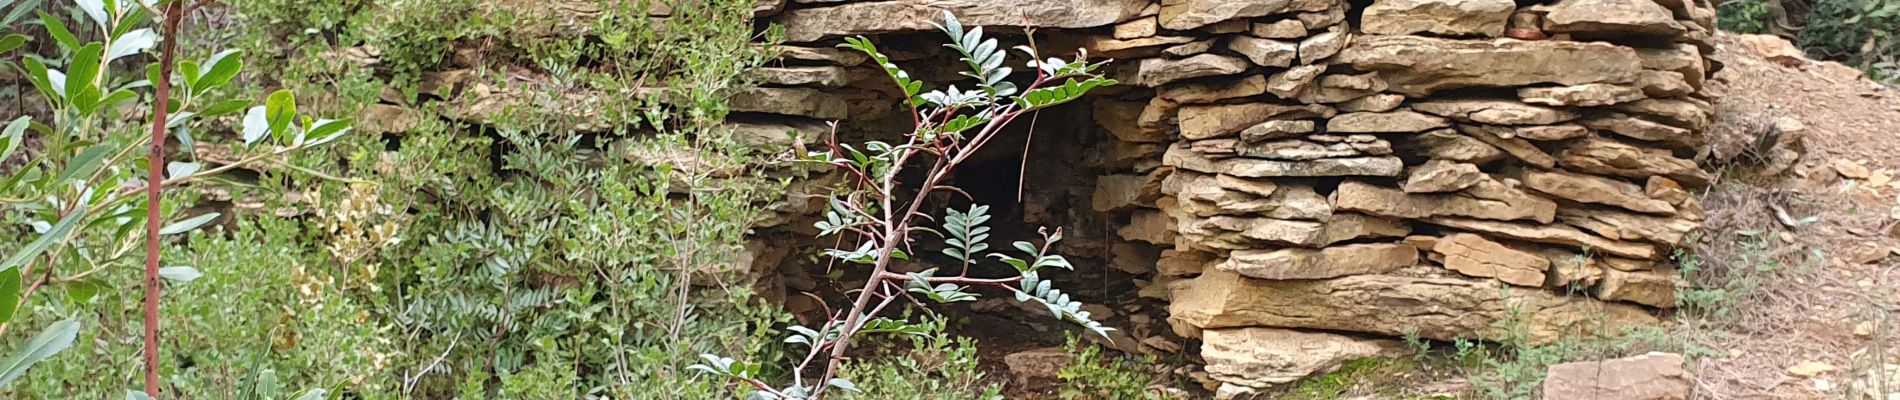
1169;269;1661;344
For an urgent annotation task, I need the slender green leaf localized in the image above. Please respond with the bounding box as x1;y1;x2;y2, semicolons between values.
20;57;57;105
0;319;81;386
0;163;34;193
110;7;147;40
0;193;90;271
36;12;76;50
159;212;219;235
95;88;135;110
63;278;102;304
198;99;249;117
51;143;112;184
302;118;352;146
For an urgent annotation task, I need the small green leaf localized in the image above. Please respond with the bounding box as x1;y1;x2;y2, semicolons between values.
195;50;243;91
64;42;104;99
264;89;296;136
0;268;20;323
110;7;148;40
0;319;81;386
63;278;103;304
199;99;251;117
20;58;56;105
126;390;156;400
178;60;201;88
0;34;26;53
96;88;136;109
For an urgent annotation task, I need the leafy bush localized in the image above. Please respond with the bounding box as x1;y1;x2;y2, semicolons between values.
318;0;790;396
1796;0;1900;81
834;321;1005;400
1056;338;1168;400
10;0;794;397
1720;0;1900;82
0;0;352;395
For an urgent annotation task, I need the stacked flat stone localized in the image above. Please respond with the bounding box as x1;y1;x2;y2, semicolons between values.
749;0;1719;397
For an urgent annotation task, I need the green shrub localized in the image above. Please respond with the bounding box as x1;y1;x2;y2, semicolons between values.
835;324;1005;400
1057;338;1168;400
12;219;394;398
1719;0;1900;82
1796;0;1900;81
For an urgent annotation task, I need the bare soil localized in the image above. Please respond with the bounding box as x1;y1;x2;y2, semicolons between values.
1684;32;1900;400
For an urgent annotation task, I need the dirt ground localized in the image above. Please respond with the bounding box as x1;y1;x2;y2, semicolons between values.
1685;32;1900;400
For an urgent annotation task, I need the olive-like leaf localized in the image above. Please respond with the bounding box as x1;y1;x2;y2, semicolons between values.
36;11;77;50
159;212;219;235
0;319;81;386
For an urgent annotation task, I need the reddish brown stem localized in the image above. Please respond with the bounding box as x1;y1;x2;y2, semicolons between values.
144;0;186;396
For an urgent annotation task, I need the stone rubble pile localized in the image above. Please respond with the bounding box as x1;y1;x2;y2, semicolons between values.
743;0;1718;397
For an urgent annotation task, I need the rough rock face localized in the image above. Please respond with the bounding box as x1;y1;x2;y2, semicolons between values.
1169;270;1661;344
1334;35;1645;96
1202;328;1407;389
774;0;1152;42
1218;243;1419;279
742;0;1718;394
1542;352;1691;400
1361;0;1514;37
1158;0;1334;30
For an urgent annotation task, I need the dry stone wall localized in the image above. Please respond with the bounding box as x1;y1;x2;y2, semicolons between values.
747;0;1718;396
